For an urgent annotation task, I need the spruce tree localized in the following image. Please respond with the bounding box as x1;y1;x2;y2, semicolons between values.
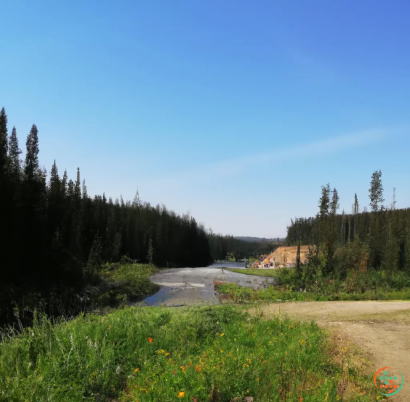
353;193;359;214
24;124;40;179
369;170;384;212
0;107;8;175
330;188;339;215
8;127;22;181
0;108;11;282
318;184;331;218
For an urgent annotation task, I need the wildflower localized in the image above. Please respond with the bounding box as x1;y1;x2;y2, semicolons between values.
221;333;225;337
172;370;176;375
195;365;201;372
147;337;153;343
299;398;303;402
157;349;165;354
243;363;249;367
300;340;306;344
165;352;170;357
178;391;185;398
262;361;266;364
256;378;259;381
180;366;185;373
134;368;140;373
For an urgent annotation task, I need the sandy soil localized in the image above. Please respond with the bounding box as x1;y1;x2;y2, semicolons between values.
250;301;410;402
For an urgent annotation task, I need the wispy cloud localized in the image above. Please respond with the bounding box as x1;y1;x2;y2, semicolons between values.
149;129;387;190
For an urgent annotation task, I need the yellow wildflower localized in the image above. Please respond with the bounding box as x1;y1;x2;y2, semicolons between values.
221;333;225;337
134;368;140;373
178;391;185;398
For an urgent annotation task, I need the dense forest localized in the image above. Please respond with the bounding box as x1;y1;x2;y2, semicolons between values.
0;108;267;325
286;173;410;275
235;236;285;243
208;234;282;261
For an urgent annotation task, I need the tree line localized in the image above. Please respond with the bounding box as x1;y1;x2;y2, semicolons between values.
0;108;226;324
286;171;410;275
207;233;282;261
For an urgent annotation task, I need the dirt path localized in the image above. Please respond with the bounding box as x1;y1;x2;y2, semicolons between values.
251;301;410;402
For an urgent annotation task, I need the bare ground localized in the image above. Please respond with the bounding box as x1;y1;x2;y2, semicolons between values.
249;301;410;402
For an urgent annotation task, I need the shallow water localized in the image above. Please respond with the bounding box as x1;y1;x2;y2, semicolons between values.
135;263;276;307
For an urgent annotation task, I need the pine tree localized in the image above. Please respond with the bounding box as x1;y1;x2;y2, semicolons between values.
350;193;357;214
330;188;340;215
318;184;331;218
49;160;60;195
369;170;384;212
24;125;40;179
74;167;81;200
8;127;22;182
133;189;141;207
391;188;397;210
0;107;8;175
20;124;47;280
0;108;11;282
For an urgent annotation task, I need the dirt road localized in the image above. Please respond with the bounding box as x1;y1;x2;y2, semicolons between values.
251;301;410;402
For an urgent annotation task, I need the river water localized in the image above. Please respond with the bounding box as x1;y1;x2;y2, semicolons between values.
134;263;276;307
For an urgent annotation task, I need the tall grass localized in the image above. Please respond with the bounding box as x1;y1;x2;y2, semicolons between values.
0;305;378;401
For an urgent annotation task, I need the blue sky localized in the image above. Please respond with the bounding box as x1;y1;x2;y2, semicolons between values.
2;0;410;237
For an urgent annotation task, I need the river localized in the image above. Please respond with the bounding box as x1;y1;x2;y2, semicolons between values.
135;263;276;307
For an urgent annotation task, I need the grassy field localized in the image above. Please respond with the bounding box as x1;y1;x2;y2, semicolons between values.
227;268;279;277
224;267;410;302
0;304;380;402
215;282;410;303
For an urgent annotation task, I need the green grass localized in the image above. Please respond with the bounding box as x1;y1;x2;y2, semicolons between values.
0;305;380;401
227;268;279;278
215;282;410;303
95;263;160;307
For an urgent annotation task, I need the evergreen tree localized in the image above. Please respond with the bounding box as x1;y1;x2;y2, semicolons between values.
318;184;331;218
369;170;384;212
8;127;22;182
0;107;8;174
330;188;339;215
24;125;40;178
391;188;397;210
353;193;359;214
0;108;11;282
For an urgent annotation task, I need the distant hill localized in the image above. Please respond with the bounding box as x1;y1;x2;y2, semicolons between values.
235;236;285;243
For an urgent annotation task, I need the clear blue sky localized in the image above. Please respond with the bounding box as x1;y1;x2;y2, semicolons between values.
2;0;410;237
